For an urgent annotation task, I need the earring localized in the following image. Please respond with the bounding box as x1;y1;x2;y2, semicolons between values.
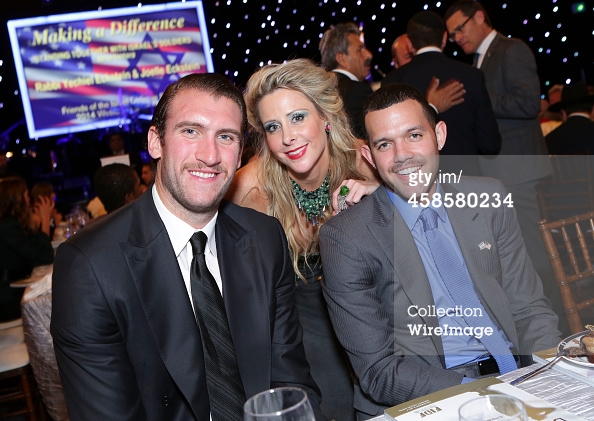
324;121;331;133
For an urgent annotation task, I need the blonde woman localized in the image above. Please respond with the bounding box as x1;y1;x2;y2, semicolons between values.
226;58;378;421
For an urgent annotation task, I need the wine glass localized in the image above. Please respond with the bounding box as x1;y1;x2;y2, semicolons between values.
459;395;527;421
244;387;315;421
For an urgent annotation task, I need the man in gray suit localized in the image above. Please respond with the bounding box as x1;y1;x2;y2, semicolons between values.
444;0;569;336
319;83;561;420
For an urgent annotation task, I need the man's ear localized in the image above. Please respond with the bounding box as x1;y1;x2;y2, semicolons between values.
406;36;416;55
440;31;447;50
335;51;348;69
475;10;485;25
147;127;162;159
360;144;375;168
435;121;447;151
125;191;135;205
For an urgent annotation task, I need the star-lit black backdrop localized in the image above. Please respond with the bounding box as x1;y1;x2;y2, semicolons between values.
0;0;593;156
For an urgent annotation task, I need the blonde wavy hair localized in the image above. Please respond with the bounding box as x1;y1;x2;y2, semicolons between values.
244;58;364;279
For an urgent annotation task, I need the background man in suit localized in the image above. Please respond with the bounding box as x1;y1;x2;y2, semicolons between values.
51;73;323;421
390;34;413;69
444;0;569;336
546;81;594;154
319;83;561;420
382;11;501;176
320;22;466;140
320;22;374;139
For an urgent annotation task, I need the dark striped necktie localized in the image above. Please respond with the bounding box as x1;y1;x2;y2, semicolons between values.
190;231;246;420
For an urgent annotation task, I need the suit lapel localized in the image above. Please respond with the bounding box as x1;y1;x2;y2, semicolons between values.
121;192;205;418
372;188;444;354
215;209;270;399
481;32;502;71
441;183;517;342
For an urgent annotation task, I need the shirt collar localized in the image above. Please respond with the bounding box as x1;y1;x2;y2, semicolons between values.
151;184;218;258
332;68;359;82
476;29;497;56
567;112;593;120
385;184;447;231
416;46;442;55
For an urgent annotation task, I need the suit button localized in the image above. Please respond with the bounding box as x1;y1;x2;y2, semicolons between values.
161;395;171;407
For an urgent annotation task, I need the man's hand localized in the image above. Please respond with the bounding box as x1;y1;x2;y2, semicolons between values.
427;76;465;114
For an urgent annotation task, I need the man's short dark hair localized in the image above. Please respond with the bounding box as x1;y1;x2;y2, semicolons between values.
407;11;446;50
363;83;438;143
151;73;247;145
93;163;139;213
319;22;361;71
444;0;492;28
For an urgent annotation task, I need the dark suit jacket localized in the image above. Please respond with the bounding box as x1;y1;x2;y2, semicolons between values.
319;178;561;418
51;190;323;421
477;32;551;185
545;115;594;154
382;51;501;176
334;71;373;139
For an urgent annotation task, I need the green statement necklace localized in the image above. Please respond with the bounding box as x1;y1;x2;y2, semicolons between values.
291;174;330;226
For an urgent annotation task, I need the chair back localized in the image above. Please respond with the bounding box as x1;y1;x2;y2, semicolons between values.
537;154;594;221
21;291;69;421
539;211;594;334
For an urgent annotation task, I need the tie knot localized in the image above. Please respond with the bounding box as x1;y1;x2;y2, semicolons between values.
419;207;438;232
190;231;208;256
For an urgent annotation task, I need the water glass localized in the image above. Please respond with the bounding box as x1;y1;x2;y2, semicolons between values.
244;387;315;421
459;395;527;421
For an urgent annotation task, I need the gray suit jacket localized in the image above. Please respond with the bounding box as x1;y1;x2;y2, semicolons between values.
477;32;551;185
319;177;561;417
51;190;323;421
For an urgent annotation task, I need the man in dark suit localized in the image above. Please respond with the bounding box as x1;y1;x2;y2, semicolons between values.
445;0;570;336
319;84;561;419
319;22;465;140
51;73;324;421
319;22;374;139
546;81;594;154
382;11;501;176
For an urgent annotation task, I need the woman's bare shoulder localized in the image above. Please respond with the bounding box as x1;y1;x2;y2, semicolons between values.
226;157;269;213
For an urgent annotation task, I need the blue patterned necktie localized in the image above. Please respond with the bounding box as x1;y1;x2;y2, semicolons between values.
190;231;245;420
473;52;480;68
418;208;517;375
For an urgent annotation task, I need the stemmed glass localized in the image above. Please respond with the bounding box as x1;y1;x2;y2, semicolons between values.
459;395;527;421
244;387;315;421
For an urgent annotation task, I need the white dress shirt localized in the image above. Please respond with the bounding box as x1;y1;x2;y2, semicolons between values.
332;68;359;81
475;29;497;69
151;185;223;311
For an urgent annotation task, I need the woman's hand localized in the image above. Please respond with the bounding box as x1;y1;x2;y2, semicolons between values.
332;179;380;215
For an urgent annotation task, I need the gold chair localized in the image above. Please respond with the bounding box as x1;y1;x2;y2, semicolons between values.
0;327;43;420
539;211;594;334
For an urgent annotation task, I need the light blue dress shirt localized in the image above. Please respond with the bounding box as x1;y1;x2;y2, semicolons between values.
387;185;513;369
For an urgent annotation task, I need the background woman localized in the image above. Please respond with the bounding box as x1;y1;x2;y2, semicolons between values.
227;58;378;421
30;180;63;239
0;176;54;322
